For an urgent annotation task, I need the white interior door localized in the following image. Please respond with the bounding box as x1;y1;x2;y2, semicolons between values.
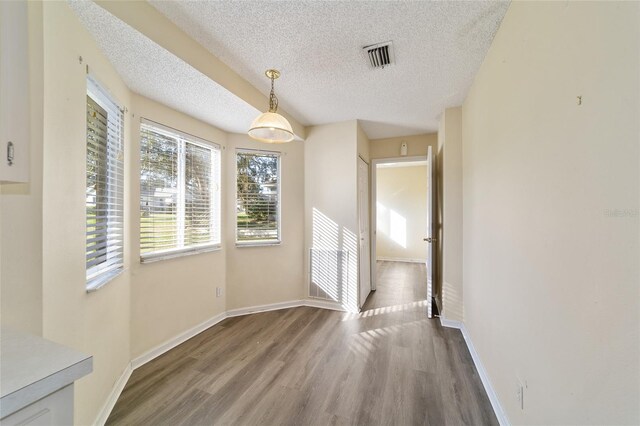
426;146;435;318
358;157;371;308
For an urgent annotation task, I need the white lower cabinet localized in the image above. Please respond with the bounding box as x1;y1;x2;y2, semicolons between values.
0;386;73;426
0;328;93;426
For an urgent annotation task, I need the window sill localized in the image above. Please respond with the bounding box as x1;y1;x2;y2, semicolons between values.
87;268;125;293
140;244;221;264
235;241;281;248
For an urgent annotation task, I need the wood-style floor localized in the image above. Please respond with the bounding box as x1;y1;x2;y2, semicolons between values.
107;261;497;425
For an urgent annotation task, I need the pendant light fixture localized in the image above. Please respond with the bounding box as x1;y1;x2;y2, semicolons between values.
248;69;294;143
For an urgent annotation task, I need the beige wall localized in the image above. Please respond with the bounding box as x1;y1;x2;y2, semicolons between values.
128;95;227;358
438;107;463;322
370;133;436;160
1;3;364;425
376;165;427;263
356;121;370;163
0;1;44;336
305;121;359;311
462;1;639;424
0;3;311;424
9;2;638;426
40;3;131;424
225;134;305;310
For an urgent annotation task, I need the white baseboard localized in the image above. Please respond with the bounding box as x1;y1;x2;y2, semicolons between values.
303;298;348;312
225;299;349;316
132;299;338;373
98;304;509;426
94;363;132;426
226;299;304;317
376;256;426;263
439;315;463;329
95;298;348;425
459;323;510;426
440;317;510;426
131;312;227;369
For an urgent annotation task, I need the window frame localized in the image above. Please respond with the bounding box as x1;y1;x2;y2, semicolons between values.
139;118;221;263
85;76;125;292
235;148;282;247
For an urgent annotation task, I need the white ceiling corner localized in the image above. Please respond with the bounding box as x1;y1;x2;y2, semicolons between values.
68;0;260;136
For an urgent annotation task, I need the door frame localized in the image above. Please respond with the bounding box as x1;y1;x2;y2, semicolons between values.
370;155;428;292
357;156;371;309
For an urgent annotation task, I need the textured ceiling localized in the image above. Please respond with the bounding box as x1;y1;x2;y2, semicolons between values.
150;0;510;138
69;1;260;135
70;1;509;139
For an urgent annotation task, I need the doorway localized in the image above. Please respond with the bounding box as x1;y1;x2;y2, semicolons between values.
370;152;434;316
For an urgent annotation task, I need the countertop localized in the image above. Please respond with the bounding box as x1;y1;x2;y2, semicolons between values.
0;327;92;418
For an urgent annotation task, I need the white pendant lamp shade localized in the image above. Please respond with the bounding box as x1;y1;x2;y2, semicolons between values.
248;112;294;143
248;69;294;144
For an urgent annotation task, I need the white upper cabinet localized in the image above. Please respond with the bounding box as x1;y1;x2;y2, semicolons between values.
0;1;30;183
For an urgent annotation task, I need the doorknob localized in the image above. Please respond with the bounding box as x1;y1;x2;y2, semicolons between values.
423;237;436;243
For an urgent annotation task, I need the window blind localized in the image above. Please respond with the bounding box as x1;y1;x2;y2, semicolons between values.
140;119;220;261
86;77;124;288
236;150;280;243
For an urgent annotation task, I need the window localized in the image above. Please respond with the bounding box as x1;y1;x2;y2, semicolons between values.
86;77;124;290
236;150;281;245
140;119;221;261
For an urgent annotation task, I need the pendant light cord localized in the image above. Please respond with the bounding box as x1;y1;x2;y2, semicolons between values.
268;75;279;113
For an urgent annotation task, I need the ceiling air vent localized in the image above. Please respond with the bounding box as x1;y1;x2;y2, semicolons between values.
363;41;394;69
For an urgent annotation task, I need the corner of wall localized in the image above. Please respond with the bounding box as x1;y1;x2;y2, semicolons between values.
438;107;464;324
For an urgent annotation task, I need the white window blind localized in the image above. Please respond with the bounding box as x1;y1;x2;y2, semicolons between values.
236;150;280;244
86;77;124;290
140;119;220;261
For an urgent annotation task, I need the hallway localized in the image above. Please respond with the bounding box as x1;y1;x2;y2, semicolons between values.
363;261;429;311
107;261;496;425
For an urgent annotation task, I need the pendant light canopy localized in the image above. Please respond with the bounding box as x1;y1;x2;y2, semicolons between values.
248;69;294;144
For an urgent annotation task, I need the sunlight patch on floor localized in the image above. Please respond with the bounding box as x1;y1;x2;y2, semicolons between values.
340;299;428;321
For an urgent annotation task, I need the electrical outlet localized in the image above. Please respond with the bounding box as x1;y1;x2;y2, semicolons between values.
216;287;222;298
516;378;525;410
